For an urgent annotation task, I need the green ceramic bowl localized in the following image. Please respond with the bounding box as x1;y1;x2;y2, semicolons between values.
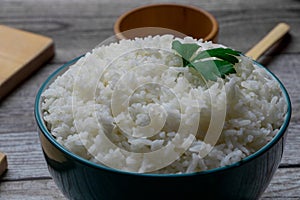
35;56;291;200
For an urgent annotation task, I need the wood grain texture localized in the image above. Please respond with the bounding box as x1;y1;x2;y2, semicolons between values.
0;0;299;199
0;25;54;100
0;0;299;62
0;179;66;200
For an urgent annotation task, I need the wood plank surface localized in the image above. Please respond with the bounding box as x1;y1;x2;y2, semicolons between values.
0;0;299;199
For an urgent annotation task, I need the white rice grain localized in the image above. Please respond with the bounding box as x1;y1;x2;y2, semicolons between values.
42;35;287;173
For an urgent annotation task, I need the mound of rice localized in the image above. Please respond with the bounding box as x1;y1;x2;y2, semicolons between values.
41;35;287;173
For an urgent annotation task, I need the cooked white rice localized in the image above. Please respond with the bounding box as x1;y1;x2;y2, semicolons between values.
41;35;287;173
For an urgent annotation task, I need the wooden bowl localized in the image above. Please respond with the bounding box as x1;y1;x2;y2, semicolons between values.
114;4;219;42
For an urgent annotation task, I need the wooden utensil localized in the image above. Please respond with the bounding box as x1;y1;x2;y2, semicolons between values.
0;152;7;176
0;25;54;100
245;23;290;60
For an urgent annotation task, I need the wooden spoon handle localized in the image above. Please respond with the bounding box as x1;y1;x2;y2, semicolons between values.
0;152;8;176
245;23;290;60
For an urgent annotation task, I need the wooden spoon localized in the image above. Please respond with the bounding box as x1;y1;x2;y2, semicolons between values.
245;22;290;60
0;152;7;176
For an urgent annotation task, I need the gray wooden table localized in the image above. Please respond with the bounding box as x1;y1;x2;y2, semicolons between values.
0;0;299;199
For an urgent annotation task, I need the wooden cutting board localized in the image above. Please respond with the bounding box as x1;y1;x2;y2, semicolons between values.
0;25;54;100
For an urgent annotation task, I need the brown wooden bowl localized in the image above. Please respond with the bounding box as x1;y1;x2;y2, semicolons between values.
114;4;219;42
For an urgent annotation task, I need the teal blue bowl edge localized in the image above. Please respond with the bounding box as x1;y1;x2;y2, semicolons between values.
34;56;292;177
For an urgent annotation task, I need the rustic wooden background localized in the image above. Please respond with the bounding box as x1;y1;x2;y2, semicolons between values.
0;0;299;199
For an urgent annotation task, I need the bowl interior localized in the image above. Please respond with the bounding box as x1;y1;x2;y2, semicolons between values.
35;56;291;177
114;4;219;42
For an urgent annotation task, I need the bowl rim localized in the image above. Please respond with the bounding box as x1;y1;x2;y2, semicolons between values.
35;55;292;177
113;3;219;41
